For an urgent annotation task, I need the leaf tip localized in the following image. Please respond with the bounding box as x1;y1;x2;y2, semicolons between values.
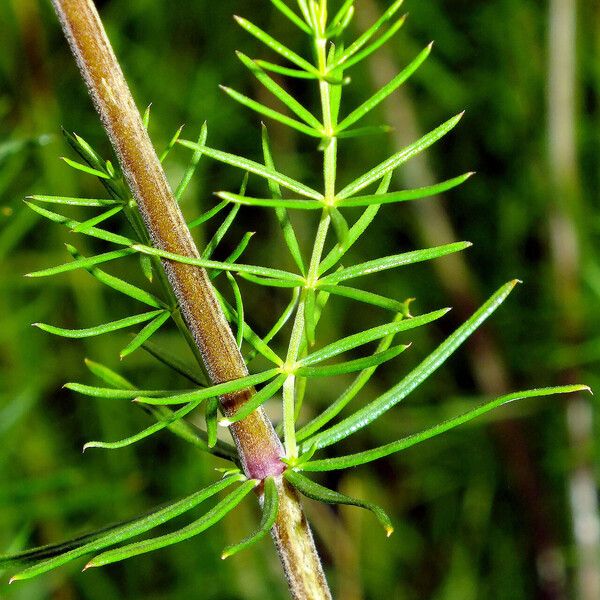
82;561;96;571
8;576;18;584
385;525;394;537
219;419;232;427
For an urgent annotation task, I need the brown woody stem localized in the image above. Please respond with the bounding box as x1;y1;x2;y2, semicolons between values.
50;1;331;597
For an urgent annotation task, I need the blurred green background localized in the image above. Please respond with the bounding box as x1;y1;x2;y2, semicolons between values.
1;0;598;598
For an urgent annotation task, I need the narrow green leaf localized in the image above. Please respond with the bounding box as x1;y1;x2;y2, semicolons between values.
85;358;135;389
220;374;286;426
338;44;432;132
26;195;120;207
136;369;281;406
178;141;323;200
159;125;184;163
210;231;255;281
336;173;474;207
120;311;171;359
302;281;521;451
318;173;392;275
332;0;404;69
188;199;229;230
338;112;464;199
65;245;163;308
26;247;136;278
319;241;471;285
237;52;322;128
7;476;244;581
227;273;245;348
71;205;123;233
142;104;152;129
83;398;204;450
234;16;318;74
133;243;304;283
34;309;164;339
269;0;312;33
205;398;219;448
25;202;133;246
139;253;154;282
301;385;591;472
216;192;322;210
64;383;177;400
85;480;257;569
336;125;392;139
176;123;208;200
329;207;349;244
238;273;301;288
61;156;110;179
284;470;393;536
304;288;317;347
221;86;321;137
300;309;448;367
203;204;240;259
297;313;405;441
327;0;354;35
255;60;317;80
319;285;409;312
297;344;408;377
222;476;279;558
340;15;407;70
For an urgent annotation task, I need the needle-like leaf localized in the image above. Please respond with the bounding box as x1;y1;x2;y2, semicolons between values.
338;112;464;199
26;195;120;207
175;123;208;200
299;385;592;471
297;344;409;377
221;85;322;137
216;192;322;210
136;369;281;406
26;247;136;278
284;470;393;536
178;141;323;200
318;285;410;312
140;341;207;386
205;398;219;448
227;273;245;348
34;309;164;339
318;242;471;285
332;0;404;69
159;125;184;163
337;43;432;132
234;16;318;75
188;199;229;230
7;475;244;581
64;384;178;400
221;476;279;559
133;243;304;283
300;309;447;367
301;281;520;452
26;202;134;246
237;53;322;129
85;479;258;569
339;15;407;71
65;244;163;308
120;310;171;359
269;0;312;34
61;156;110;179
335;173;474;207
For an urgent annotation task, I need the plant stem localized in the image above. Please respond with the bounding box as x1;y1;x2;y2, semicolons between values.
281;7;336;462
49;1;331;597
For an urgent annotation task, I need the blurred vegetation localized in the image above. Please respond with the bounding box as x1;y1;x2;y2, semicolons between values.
1;0;598;598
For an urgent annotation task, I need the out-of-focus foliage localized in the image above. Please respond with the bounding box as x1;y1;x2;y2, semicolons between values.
0;0;597;598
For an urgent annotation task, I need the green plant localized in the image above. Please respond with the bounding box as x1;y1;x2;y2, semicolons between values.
1;0;588;598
